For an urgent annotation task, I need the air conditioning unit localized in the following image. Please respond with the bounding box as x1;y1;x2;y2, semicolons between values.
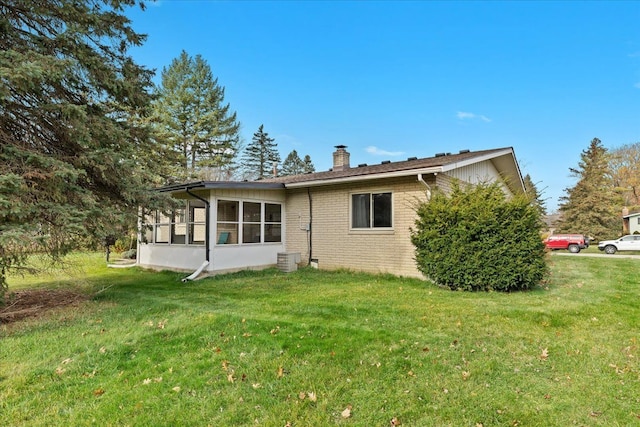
277;252;301;273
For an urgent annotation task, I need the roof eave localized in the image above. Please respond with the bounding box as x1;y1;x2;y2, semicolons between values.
283;166;444;188
157;181;285;193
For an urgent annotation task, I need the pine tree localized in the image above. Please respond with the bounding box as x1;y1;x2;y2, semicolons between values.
281;150;306;176
151;50;240;181
242;125;281;179
523;174;547;216
303;154;316;173
0;0;172;295
556;138;622;240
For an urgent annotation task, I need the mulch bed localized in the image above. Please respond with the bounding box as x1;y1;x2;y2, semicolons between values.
0;289;90;324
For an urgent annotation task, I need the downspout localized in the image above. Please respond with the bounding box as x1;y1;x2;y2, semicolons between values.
182;187;210;282
307;187;313;265
417;173;433;201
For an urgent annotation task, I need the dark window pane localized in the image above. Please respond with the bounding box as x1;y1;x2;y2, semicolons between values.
265;224;281;242
217;200;238;222
243;202;261;222
265;203;281;222
243;223;261;243
373;193;392;227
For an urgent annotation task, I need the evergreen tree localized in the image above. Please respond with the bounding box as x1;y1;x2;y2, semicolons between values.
281;150;306;176
556;138;622;240
303;154;316;173
151;50;240;181
0;0;172;295
242;125;281;179
411;182;547;292
523;174;547;216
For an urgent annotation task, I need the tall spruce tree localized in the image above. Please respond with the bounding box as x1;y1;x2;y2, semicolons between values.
556;138;622;239
0;0;172;295
523;174;546;216
242;125;281;179
303;154;316;173
281;150;306;176
151;50;240;181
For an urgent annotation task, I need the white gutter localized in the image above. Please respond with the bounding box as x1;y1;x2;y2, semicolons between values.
181;260;210;282
285;166;443;188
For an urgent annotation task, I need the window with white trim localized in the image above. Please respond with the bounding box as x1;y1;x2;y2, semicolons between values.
217;200;239;244
216;200;282;245
351;192;392;229
148;200;207;245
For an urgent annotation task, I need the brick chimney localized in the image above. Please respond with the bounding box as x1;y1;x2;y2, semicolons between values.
333;145;350;172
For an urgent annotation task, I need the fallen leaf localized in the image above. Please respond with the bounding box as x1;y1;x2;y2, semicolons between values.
227;373;235;383
462;371;471;380
93;388;105;396
341;405;352;418
99;347;106;354
299;391;306;400
61;358;72;365
308;391;317;402
540;348;549;360
143;378;152;385
172;386;181;392
284;422;292;427
277;366;284;378
252;383;262;389
390;416;402;426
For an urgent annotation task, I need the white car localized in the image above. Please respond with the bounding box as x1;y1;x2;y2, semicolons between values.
598;235;640;254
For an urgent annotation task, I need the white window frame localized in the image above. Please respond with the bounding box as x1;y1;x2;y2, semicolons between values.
349;191;394;231
216;199;283;246
148;200;207;246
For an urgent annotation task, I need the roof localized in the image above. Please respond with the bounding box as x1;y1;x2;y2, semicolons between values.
157;147;524;195
157;181;285;193
263;147;524;193
623;211;640;219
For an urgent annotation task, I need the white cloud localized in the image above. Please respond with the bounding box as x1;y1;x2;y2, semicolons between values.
456;111;491;122
366;146;405;157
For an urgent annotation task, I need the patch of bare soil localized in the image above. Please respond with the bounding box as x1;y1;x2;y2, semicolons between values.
0;289;90;324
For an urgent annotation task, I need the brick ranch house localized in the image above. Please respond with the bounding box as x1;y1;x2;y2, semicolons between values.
137;146;525;278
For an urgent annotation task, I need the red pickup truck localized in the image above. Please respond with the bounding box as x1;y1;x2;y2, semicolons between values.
544;234;589;253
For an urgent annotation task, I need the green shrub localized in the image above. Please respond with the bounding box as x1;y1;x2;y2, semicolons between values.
411;182;547;292
121;249;137;259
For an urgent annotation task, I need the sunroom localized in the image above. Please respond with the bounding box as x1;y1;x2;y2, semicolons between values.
137;181;287;276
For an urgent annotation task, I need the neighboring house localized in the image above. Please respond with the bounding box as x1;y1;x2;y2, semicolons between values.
137;146;524;278
623;211;640;235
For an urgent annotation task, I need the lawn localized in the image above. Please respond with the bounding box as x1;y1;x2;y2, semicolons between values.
1;253;639;426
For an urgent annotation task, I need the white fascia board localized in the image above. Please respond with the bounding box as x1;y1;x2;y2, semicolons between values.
284;167;444;188
440;148;514;173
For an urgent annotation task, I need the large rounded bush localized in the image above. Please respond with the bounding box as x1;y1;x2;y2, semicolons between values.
411;182;547;292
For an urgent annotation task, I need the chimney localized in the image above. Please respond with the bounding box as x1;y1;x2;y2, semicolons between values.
333;145;350;172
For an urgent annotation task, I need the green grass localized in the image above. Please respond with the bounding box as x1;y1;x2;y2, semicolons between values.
2;253;640;426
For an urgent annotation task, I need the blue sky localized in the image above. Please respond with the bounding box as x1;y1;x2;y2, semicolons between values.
126;1;640;211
